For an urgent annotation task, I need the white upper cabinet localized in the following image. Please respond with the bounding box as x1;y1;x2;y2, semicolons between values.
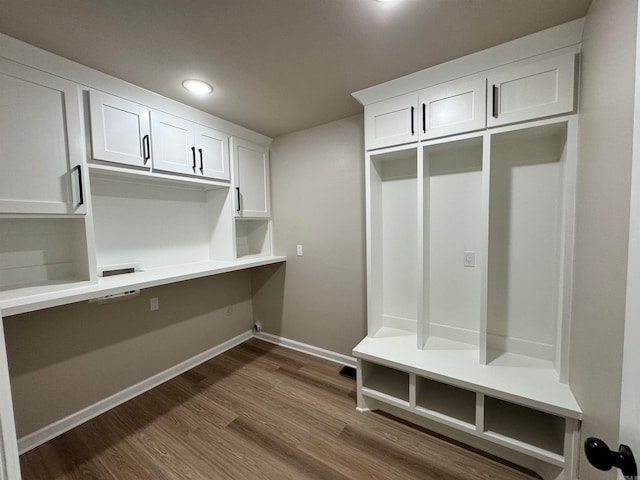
418;76;486;140
89;91;151;168
487;53;576;127
366;93;418;150
231;138;270;218
151;111;230;181
0;58;86;215
150;111;195;176
363;52;576;149
365;77;486;150
194;124;230;181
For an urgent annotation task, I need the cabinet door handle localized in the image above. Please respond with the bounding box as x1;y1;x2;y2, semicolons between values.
236;187;241;213
191;146;196;169
422;103;426;133
411;106;415;135
73;165;84;206
198;148;204;171
492;85;499;118
142;134;151;162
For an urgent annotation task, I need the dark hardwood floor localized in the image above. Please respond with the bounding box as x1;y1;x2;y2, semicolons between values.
19;339;540;479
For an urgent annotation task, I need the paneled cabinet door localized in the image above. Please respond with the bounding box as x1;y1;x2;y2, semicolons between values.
89;90;151;168
365;93;418;150
0;58;86;214
487;52;576;128
194;125;230;181
419;76;486;140
150;111;196;176
231;138;270;218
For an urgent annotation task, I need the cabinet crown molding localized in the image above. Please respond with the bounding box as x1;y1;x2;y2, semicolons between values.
352;17;584;107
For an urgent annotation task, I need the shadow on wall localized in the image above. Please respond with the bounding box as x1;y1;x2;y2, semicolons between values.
250;263;286;336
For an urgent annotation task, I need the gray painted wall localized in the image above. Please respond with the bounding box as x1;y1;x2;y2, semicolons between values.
571;0;637;478
6;271;254;437
252;114;367;357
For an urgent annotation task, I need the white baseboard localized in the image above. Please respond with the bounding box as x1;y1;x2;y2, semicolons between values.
18;329;253;455
254;331;357;368
18;330;355;455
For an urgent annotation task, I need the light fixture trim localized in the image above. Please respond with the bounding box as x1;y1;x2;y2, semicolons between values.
182;79;213;95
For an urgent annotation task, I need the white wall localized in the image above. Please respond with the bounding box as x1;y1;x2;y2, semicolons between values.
571;0;637;478
252;115;367;357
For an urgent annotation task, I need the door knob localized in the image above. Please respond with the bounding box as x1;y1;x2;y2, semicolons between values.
584;437;637;479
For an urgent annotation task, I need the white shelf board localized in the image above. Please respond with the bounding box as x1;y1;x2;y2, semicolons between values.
483;431;565;467
361;388;410;409
414;405;476;432
483;397;565;464
353;333;581;419
0;256;286;316
88;163;229;190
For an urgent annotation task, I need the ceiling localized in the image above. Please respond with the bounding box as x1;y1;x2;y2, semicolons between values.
0;0;592;139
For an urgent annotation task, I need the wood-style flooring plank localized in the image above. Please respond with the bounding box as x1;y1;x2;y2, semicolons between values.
19;339;541;480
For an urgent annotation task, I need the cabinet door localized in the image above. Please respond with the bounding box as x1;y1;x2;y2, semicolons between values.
195;125;230;181
0;59;86;215
419;77;486;140
231;138;270;218
487;53;576;128
89;90;151;168
150;111;197;176
365;93;418;150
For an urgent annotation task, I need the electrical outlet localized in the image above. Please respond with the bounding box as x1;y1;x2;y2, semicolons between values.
297;244;303;256
464;251;476;267
150;297;159;311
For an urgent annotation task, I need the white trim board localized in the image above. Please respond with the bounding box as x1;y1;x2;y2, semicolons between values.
352;18;584;106
17;330;253;455
254;332;357;368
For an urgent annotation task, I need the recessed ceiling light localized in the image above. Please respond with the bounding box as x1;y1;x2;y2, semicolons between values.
182;79;213;95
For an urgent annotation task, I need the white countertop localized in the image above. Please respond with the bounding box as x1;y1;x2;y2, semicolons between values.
0;256;286;316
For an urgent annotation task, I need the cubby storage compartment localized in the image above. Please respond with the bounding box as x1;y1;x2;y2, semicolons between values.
486;121;574;370
361;362;409;404
415;377;476;429
368;147;418;337
0;218;91;291
235;219;271;258
90;174;234;271
421;136;483;347
484;397;565;462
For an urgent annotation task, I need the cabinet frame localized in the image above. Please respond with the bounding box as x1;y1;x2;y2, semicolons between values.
418;76;487;140
362;51;576;151
358;116;579;480
365;93;418;150
487;53;576;128
88;90;151;169
150;111;231;181
0;58;87;215
231;138;271;218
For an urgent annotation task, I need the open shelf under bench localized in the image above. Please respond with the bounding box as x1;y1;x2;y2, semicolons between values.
353;333;581;474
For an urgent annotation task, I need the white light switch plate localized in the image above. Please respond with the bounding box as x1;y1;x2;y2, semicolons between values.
464;251;475;267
